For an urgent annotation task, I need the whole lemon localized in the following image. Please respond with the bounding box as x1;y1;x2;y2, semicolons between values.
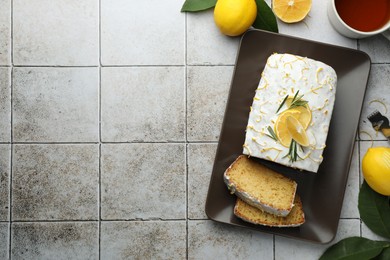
214;0;257;36
362;147;390;196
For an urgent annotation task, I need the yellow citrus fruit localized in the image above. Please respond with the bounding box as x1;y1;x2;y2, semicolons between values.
272;0;312;23
362;147;390;196
286;116;309;146
285;99;312;129
214;0;257;36
292;106;311;129
274;110;300;147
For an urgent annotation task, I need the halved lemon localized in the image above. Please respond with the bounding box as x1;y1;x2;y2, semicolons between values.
272;0;312;23
286;116;309;146
274;110;301;147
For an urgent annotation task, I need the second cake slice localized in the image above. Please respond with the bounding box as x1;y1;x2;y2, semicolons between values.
224;155;297;217
234;196;305;227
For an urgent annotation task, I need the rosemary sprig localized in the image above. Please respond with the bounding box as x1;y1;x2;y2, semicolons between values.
276;94;289;113
276;90;308;114
266;126;278;141
289;90;308;109
283;139;303;162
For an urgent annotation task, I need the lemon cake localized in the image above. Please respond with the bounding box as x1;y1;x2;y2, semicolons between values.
234;195;305;227
243;53;337;173
224;155;297;217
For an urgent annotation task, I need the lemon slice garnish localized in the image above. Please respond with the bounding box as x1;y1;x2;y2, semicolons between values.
274;110;300;147
285;97;312;129
286;116;309;147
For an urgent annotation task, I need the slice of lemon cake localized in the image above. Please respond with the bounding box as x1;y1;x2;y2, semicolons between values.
243;53;337;173
224;155;297;217
234;195;305;227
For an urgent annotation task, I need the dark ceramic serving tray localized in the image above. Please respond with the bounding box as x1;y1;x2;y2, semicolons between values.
205;29;371;244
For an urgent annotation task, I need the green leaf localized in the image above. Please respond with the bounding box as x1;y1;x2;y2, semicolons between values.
358;181;390;239
181;0;216;12
319;237;390;260
252;0;278;33
375;247;390;260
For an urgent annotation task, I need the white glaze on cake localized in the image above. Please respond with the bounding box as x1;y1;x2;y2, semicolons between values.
243;53;337;173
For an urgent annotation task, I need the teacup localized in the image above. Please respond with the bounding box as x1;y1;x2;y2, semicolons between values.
327;0;390;39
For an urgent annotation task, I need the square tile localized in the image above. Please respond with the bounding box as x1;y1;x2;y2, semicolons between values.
340;142;360;218
0;145;10;221
359;35;390;63
0;0;11;65
0;68;10;142
187;10;240;65
188;220;273;259
359;65;390;140
101;67;185;142
101;144;186;220
101;221;186;259
275;219;361;260
101;0;184;65
13;68;99;142
13;0;98;65
0;223;9;260
188;143;217;219
11;222;98;260
277;1;357;49
187;66;233;141
12;145;99;221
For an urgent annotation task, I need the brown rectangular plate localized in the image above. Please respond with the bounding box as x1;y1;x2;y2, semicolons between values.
205;29;371;244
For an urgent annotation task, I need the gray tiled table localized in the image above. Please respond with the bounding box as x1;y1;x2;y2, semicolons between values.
0;0;389;259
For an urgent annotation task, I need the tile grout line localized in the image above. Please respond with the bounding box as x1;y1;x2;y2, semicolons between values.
10;65;236;68
273;235;276;260
98;143;102;260
185;143;189;260
8;70;12;260
9;0;13;258
5;62;390;67
356;125;363;237
184;10;189;260
8;219;188;223
0;64;266;67
357;139;363;237
12;65;100;68
1;140;222;144
357;39;360;51
98;0;102;259
11;65;181;67
10;142;101;145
